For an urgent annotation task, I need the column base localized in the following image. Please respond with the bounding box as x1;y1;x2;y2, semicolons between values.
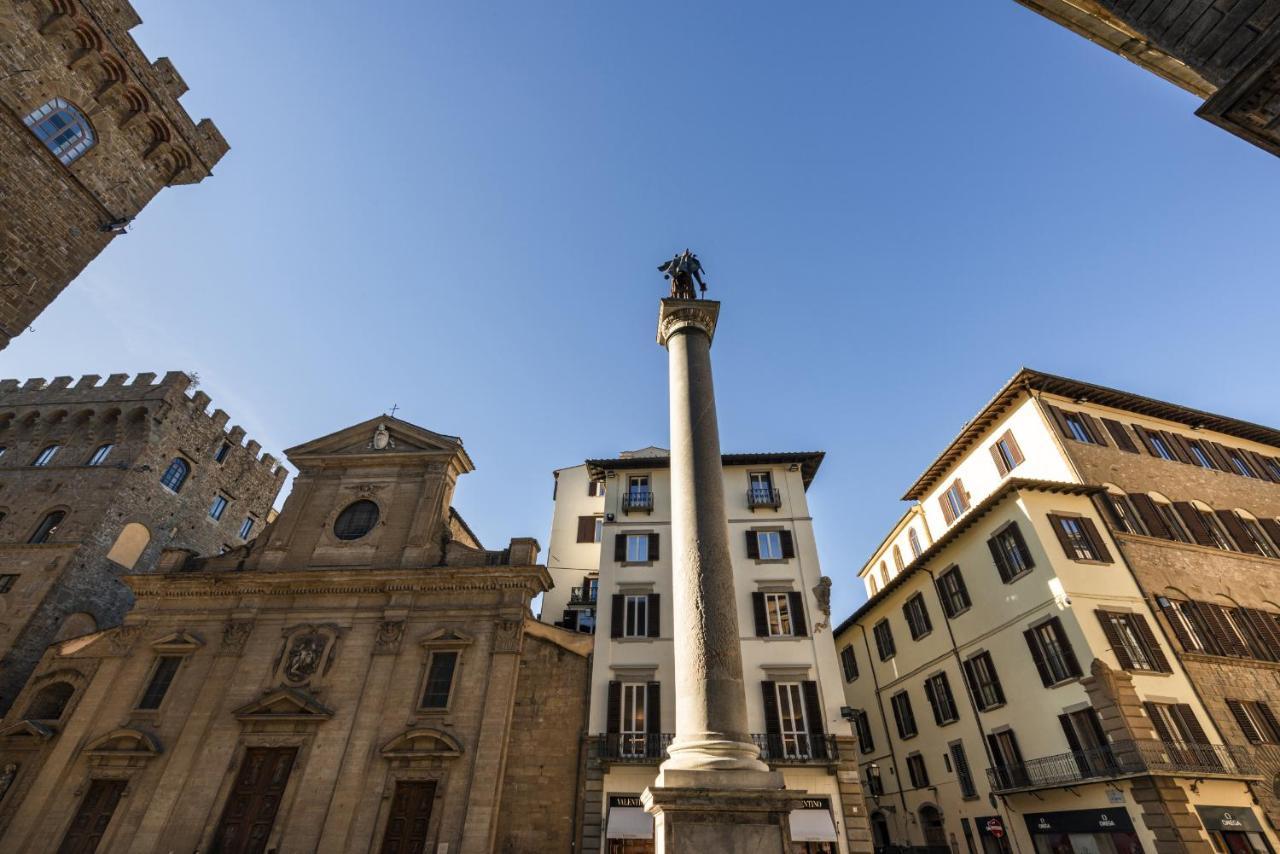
641;785;810;854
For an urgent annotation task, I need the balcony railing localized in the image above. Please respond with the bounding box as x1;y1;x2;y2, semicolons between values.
597;733;672;762
622;490;653;514
986;740;1257;793
568;585;597;606
751;733;840;764
747;487;782;510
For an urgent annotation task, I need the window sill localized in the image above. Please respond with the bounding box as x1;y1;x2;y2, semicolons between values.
1045;676;1081;690
761;634;803;641
938;718;960;727
617;636;657;643
752;558;791;566
414;707;451;716
1124;668;1173;677
1001;569;1033;586
945;607;972;619
910;630;933;642
1068;558;1112;566
976;702;1006;713
621;561;654;568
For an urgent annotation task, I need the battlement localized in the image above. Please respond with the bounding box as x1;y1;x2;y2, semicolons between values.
18;0;229;180
0;371;285;478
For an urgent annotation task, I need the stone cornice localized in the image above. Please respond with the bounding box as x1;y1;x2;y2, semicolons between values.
124;564;552;599
657;299;720;347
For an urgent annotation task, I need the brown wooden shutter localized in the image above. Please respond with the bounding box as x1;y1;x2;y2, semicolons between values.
751;592;768;637
610;595;624;639
1241;608;1280;661
987;535;1011;582
1173;502;1215;547
745;531;759;559
1173;704;1210;745
1054;618;1083;677
987;656;1007;704
961;658;982;707
1080;414;1108;446
940;495;956;525
1156;598;1194;651
1046;514;1077;559
957;479;970;510
924;678;942;725
577;516;596;543
779;530;795;559
1132;612;1172;672
789;591;808;637
1261;518;1280;549
647;593;660;638
1024;628;1052;686
1143;702;1176;743
1095;610;1135;670
1131;424;1158;455
1159;431;1190;463
1059;714;1085;755
1257;703;1280;742
1102;419;1138;453
1226;699;1262;743
648;533;659;560
1198;602;1249;657
1044;403;1074;440
1205;441;1235;472
761;681;781;740
647;682;661;735
1215;510;1256;554
1130;493;1171;539
606;681;622;734
802;680;825;736
1245;450;1278;483
614;534;627;562
1080;518;1112;562
1005;431;1025;466
990;443;1009;476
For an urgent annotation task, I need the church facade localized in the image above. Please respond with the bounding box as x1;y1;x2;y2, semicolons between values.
0;416;591;853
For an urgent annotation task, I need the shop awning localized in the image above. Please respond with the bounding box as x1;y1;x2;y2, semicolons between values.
606;806;654;840
789;808;838;842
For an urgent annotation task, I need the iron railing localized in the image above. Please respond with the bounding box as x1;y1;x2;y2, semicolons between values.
597;733;672;762
986;740;1255;793
748;488;782;510
568;585;597;606
751;733;840;764
622;490;654;513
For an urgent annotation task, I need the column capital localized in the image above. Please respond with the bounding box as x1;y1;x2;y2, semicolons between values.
657;299;720;348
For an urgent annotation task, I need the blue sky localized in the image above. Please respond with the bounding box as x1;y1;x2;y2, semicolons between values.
8;2;1279;621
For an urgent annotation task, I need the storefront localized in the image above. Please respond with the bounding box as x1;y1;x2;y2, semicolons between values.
1196;806;1274;854
976;815;1015;854
605;794;654;854
1023;808;1144;854
788;796;839;853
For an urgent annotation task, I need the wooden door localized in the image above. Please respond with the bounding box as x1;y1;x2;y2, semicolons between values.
211;747;297;854
379;781;437;854
58;779;126;854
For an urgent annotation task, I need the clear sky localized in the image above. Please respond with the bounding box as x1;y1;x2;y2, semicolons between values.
7;2;1279;622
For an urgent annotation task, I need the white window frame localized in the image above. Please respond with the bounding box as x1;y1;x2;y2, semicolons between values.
757;530;783;560
593;517;604;543
775;682;811;759
1108;613;1156;671
764;592;793;637
627;475;649;498
623;594;649;638
621;683;648;757
625;534;649;563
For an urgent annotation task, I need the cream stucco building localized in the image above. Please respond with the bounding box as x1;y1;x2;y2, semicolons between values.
835;370;1280;854
541;447;869;854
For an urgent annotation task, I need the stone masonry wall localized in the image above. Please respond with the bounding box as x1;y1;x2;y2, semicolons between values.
0;371;285;713
0;0;227;348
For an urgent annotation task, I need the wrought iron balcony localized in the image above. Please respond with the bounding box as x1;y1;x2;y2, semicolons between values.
622;490;654;514
747;487;782;510
568;585;597;606
751;733;840;764
986;740;1258;794
596;733;672;763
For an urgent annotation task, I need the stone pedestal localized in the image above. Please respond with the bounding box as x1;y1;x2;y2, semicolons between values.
642;785;810;854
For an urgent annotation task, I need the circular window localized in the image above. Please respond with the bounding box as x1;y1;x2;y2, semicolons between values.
333;500;379;540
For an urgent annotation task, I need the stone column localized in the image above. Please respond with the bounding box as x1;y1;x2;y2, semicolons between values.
645;299;803;853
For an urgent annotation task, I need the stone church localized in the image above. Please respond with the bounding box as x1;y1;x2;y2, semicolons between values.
0;415;591;853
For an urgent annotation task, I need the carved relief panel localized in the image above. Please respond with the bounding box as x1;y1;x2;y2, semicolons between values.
275;624;340;689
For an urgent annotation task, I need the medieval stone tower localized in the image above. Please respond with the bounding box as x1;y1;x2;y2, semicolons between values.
0;0;228;349
0;371;284;713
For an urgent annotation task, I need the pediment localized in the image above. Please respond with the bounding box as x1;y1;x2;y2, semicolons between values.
285;415;474;471
150;630;203;652
381;728;464;758
420;627;474;647
233;687;334;722
0;720;55;741
85;728;162;756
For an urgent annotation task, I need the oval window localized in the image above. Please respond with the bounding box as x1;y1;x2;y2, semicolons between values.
333;500;379;540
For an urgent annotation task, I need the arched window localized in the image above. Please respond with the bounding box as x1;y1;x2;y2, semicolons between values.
892;545;904;572
1232;510;1279;558
334;500;379;540
25;681;74;720
160;458;189;492
106;522;151;569
87;443;113;466
1149;493;1192;543
869;575;880;595
908;528;923;558
29;510;66;544
32;444;59;466
23;98;96;165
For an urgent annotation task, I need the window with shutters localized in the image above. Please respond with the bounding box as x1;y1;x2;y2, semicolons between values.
588;480;605;497
964;652;1005;710
1096;611;1169;672
989;729;1028;788
1101;492;1147;536
1188;441;1216;469
576;515;600;543
950;741;978;798
873;619;896;661
988;523;1034;582
622;595;649;638
1235;513;1280;558
924;672;959;725
774;682;812;758
864;764;884;796
855;709;875;753
936;566;971;617
765;592;794;637
890;690;917;739
747;528;794;561
757;530;783;560
420;651;459;710
840;645;859;682
906;753;929;788
1197;507;1239;551
625;533;650;562
1225;699;1280;744
991;430;1024;476
1228;451;1258;478
1152;497;1193;543
136;656;182;710
1026;618;1081;685
903;594;932;640
1048;514;1111;562
1148;433;1176;461
1157;597;1211;654
1143;702;1215;768
1064;413;1093;443
940;480;969;524
908;528;923;558
620;683;649;757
